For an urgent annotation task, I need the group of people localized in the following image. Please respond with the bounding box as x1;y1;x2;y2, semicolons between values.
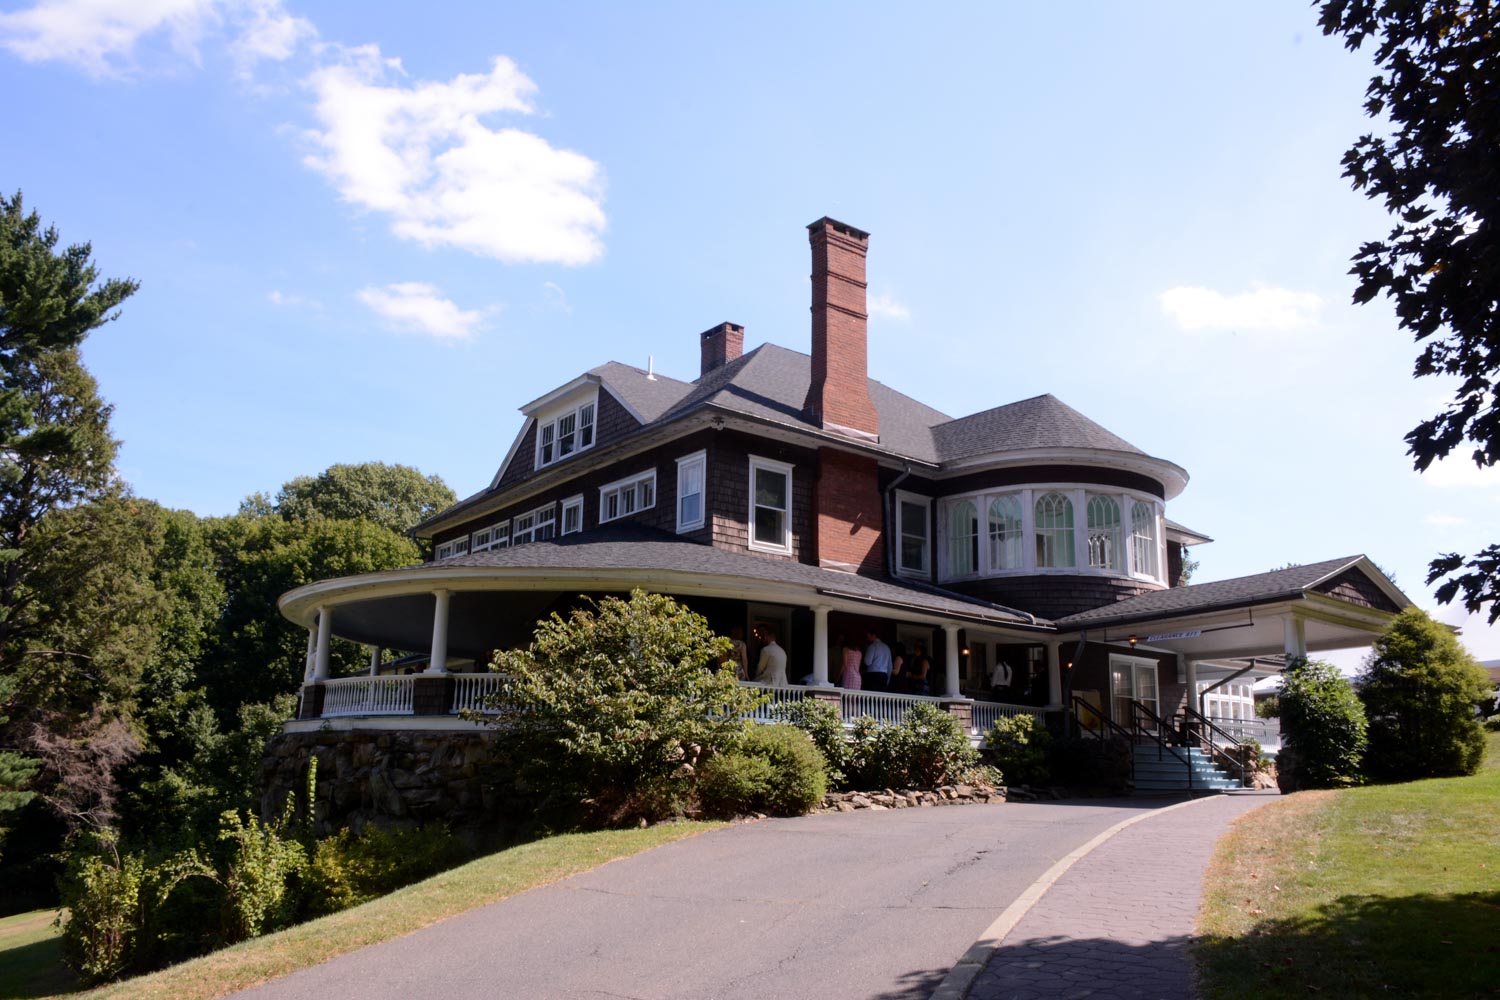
718;624;932;694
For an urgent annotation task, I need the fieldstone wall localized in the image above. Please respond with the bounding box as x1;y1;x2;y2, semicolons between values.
261;730;503;839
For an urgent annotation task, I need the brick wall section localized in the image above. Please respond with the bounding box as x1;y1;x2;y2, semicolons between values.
1313;567;1399;612
708;431;816;564
700;322;744;376
496;389;642;491
804;218;879;438
813;448;884;573
436;430;717;549
947;574;1160;620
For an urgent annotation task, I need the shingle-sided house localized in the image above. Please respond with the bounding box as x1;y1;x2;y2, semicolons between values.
277;217;1411;794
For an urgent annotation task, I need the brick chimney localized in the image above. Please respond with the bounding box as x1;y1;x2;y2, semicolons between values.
700;322;744;377
804;217;879;442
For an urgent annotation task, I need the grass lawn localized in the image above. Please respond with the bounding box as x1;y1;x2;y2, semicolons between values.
2;821;719;1000
1195;731;1500;999
0;908;78;999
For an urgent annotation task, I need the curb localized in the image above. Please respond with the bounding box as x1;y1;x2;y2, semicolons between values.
928;795;1218;1000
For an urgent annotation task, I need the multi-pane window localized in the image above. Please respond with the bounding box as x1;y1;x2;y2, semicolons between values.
1086;494;1122;570
561;496;583;535
947;499;979;577
535;398;598;469
749;456;793;552
898;496;930;575
988;494;1024;570
599;470;657;524
1035;492;1076;568
534;505;556;542
676;451;706;532
1131;501;1158;578
492;523;510;549
471;526;494;552
434;536;470;560
511;511;537;546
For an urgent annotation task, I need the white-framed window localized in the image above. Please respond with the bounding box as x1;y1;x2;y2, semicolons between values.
896;492;930;576
471;526;494;552
561;495;583;535
1086;494;1122;570
535;398;598;469
1130;500;1159;579
599;469;657;524
676;451;706;532
534;505;556;541
434;536;470;560
492;523;510;549
1035;492;1076;568
987;494;1024;570
947;499;979;577
511;511;536;546
748;456;793;553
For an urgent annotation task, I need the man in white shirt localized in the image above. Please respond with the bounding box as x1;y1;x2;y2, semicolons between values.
755;628;788;686
862;630;893;691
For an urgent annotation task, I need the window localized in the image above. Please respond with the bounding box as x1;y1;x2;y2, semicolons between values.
676;451;706;532
1131;501;1159;579
897;494;930;575
1035;492;1075;568
535;398;598;469
492;523;510;549
599;470;657;524
947;499;979;577
511;511;536;546
987;494;1024;570
748;456;793;552
1086;494;1122;570
561;495;583;535
534;505;556;541
471;526;494;552
434;536;469;560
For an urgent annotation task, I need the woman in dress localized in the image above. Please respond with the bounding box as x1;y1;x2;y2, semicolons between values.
838;634;862;689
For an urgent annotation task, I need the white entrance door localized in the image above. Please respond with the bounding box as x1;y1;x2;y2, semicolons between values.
1109;655;1160;727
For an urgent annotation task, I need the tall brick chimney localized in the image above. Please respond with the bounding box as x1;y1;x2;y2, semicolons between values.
700;322;744;377
804;217;879;442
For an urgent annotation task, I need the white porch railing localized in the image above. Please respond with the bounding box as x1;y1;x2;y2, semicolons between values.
322;676;415;717
1205;715;1281;749
454;673;508;714
740;681;813;722
839;688;948;726
970;700;1046;735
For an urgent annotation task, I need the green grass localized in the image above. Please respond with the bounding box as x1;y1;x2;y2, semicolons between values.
0;908;79;999
1195;732;1500;999
10;821;719;1000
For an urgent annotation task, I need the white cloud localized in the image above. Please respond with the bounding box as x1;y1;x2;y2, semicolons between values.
302;48;606;265
1423;513;1467;526
0;0;310;76
357;282;485;340
1159;283;1322;332
1419;454;1500;490
267;288;321;310
868;292;910;322
542;281;571;314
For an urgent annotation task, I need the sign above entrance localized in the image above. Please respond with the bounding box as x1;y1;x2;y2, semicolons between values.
1145;629;1202;643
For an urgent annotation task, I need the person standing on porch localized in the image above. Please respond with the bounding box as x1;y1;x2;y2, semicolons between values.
724;625;750;681
862;630;893;691
755;628;788;686
838;635;862;689
907;641;932;696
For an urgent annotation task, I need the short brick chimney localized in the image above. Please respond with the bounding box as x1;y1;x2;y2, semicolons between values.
804;217;879;442
700;322;744;377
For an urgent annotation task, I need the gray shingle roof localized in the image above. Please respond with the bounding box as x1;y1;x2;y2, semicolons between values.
433;524;1041;626
588;361;696;423
1055;556;1367;627
932;394;1145;461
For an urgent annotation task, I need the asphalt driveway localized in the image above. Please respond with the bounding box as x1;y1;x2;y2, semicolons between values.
237;799;1167;1000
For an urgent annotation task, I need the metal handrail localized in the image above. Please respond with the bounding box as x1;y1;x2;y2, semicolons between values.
1070;696;1133;744
1180;707;1250;784
1125;699;1193;787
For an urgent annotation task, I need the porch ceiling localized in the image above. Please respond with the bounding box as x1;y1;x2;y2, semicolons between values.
323;590;559;656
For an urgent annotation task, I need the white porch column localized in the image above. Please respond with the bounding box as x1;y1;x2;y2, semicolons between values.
942;624;962;698
1185;658;1200;713
427;589;452;674
809;605;833;687
369;646;382;676
304;627;317;682
1284;616;1308;662
1046;641;1063;707
312;606;332;682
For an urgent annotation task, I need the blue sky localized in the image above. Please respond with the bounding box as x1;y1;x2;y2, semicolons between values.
3;1;1496;664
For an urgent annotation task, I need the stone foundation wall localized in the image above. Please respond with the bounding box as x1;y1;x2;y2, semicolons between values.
260;730;503;838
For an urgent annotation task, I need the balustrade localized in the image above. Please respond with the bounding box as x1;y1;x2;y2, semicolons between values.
322;676;415;717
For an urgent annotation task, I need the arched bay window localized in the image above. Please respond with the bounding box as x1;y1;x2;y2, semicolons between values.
1131;501;1159;578
1035;492;1075;568
988;495;1024;570
1086;494;1122;570
948;499;979;576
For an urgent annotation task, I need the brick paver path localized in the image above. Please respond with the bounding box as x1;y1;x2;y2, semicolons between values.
965;791;1274;1000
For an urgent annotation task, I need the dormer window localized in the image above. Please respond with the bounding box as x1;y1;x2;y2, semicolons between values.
536;399;597;469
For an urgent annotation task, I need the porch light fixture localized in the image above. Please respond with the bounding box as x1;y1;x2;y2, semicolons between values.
1128;634;1138;647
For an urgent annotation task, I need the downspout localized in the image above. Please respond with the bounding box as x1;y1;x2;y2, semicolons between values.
883;463;913;578
1197;658;1259;717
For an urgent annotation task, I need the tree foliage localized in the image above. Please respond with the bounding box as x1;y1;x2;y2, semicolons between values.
1318;2;1500;618
1278;657;1368;790
272;462;455;537
1358;607;1490;780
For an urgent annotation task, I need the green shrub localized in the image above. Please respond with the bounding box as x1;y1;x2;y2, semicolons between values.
843;703;979;790
1358;607;1492;781
304;824;467;917
985;714;1052;786
218;809;308;942
775;698;850;787
1279;657;1367;790
1486;717;1500;733
697;725;827;818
